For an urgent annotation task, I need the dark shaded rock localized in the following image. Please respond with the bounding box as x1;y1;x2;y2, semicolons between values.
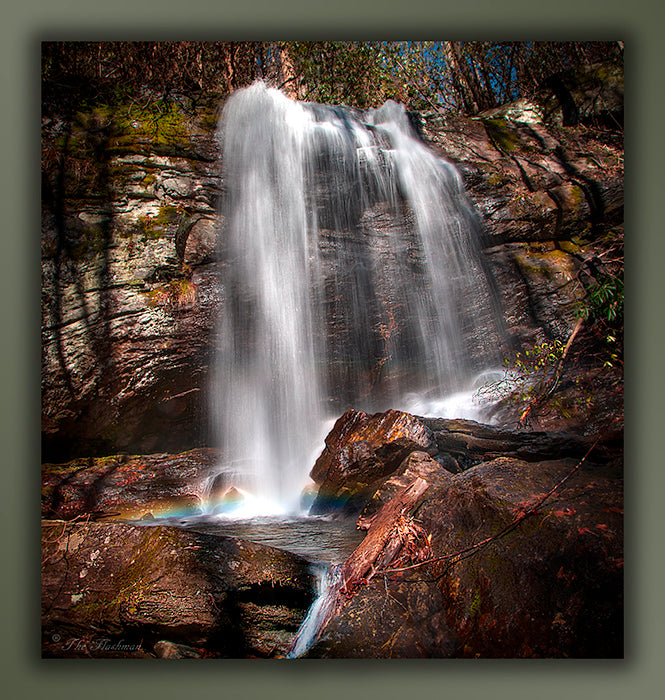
305;577;458;659
309;408;437;515
417;416;604;463
41;448;220;521
538;62;624;129
484;241;586;344
420;105;623;245
41;255;222;461
423;456;622;658
308;453;622;658
357;451;453;528
41;520;315;658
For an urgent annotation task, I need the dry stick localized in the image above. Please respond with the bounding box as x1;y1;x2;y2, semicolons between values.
341;477;429;592
41;520;68;547
551;316;585;389
375;436;601;576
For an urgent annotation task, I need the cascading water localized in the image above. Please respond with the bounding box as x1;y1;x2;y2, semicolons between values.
286;563;343;658
211;81;505;514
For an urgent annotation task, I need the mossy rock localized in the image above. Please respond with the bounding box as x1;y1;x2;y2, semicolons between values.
311;454;622;658
143;278;196;310
482;118;523;154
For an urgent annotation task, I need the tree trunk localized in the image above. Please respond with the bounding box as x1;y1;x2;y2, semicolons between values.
278;43;302;99
443;42;479;114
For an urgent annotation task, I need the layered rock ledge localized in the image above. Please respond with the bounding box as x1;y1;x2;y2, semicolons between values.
42;448;219;521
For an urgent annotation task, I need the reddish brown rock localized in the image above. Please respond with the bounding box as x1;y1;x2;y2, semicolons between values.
309;409;437;515
308;408;614;517
306;453;623;658
41;448;220;521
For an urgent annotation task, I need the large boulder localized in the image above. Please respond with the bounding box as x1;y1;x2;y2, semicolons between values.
309;408;438;515
301;408;622;658
309;408;610;516
306;451;622;658
41;520;315;658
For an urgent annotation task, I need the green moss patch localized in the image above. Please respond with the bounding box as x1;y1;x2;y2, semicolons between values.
482;118;522;154
129;205;183;241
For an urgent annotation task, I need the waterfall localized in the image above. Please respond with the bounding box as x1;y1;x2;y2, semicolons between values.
211;81;504;513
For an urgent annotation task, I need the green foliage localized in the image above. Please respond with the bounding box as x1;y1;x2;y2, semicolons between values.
475;339;565;406
113;101;190;146
579;273;623;325
577;271;623;369
285;42;402;108
513;340;565;376
469;590;482;617
43;92;194;210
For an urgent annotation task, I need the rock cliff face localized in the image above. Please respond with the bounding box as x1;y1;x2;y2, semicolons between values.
420;100;623;347
41;97;223;460
41;82;623;460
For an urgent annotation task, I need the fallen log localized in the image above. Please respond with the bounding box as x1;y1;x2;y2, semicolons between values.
341;476;429;592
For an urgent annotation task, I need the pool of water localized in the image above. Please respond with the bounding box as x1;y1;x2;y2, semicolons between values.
148;513;365;565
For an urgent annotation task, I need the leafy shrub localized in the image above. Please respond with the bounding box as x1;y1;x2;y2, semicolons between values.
579;272;623;325
475;339;565;408
578;272;623;368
